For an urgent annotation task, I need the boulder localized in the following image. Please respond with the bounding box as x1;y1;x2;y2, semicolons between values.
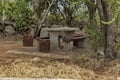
5;26;15;35
31;57;41;63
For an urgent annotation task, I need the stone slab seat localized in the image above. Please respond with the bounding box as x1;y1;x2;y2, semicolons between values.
71;36;87;48
23;34;33;47
71;36;86;41
36;37;50;52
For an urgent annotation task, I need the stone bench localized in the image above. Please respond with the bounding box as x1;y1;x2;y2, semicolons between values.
23;34;33;47
62;35;86;48
71;36;87;48
36;37;50;52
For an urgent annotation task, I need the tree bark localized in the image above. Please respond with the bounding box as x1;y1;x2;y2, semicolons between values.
101;0;116;59
97;0;104;30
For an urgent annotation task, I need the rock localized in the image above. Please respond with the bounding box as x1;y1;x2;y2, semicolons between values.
5;26;15;35
96;49;104;57
31;57;41;63
14;59;22;63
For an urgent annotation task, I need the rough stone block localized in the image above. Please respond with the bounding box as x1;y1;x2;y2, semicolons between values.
37;37;50;52
23;34;33;47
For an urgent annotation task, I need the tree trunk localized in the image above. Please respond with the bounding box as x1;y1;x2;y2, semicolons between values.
101;0;116;59
97;0;104;31
33;0;41;38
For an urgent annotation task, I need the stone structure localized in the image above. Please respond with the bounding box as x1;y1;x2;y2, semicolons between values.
46;27;76;51
0;21;14;31
72;36;86;48
36;37;50;52
23;34;33;47
5;25;15;35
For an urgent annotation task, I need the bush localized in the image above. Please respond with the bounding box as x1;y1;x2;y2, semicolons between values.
85;23;104;51
1;0;35;34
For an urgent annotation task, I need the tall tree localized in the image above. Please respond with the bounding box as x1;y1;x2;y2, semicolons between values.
97;0;116;59
97;0;104;30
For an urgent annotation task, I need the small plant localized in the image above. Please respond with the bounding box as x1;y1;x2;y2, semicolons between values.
85;24;104;51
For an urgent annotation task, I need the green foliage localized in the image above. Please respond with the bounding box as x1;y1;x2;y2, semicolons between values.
101;0;120;25
111;0;120;27
85;23;104;50
101;12;119;25
47;13;62;24
0;0;35;34
58;0;84;26
0;0;119;52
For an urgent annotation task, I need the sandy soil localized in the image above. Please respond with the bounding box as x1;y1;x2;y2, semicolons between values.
0;41;21;62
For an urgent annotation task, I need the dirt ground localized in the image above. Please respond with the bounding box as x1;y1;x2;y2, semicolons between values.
0;38;120;80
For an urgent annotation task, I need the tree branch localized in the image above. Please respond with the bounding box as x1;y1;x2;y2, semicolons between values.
57;6;66;20
40;0;56;25
35;0;57;37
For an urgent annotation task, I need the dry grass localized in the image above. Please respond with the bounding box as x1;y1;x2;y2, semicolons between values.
72;53;120;79
0;57;95;79
0;39;120;80
0;54;120;80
